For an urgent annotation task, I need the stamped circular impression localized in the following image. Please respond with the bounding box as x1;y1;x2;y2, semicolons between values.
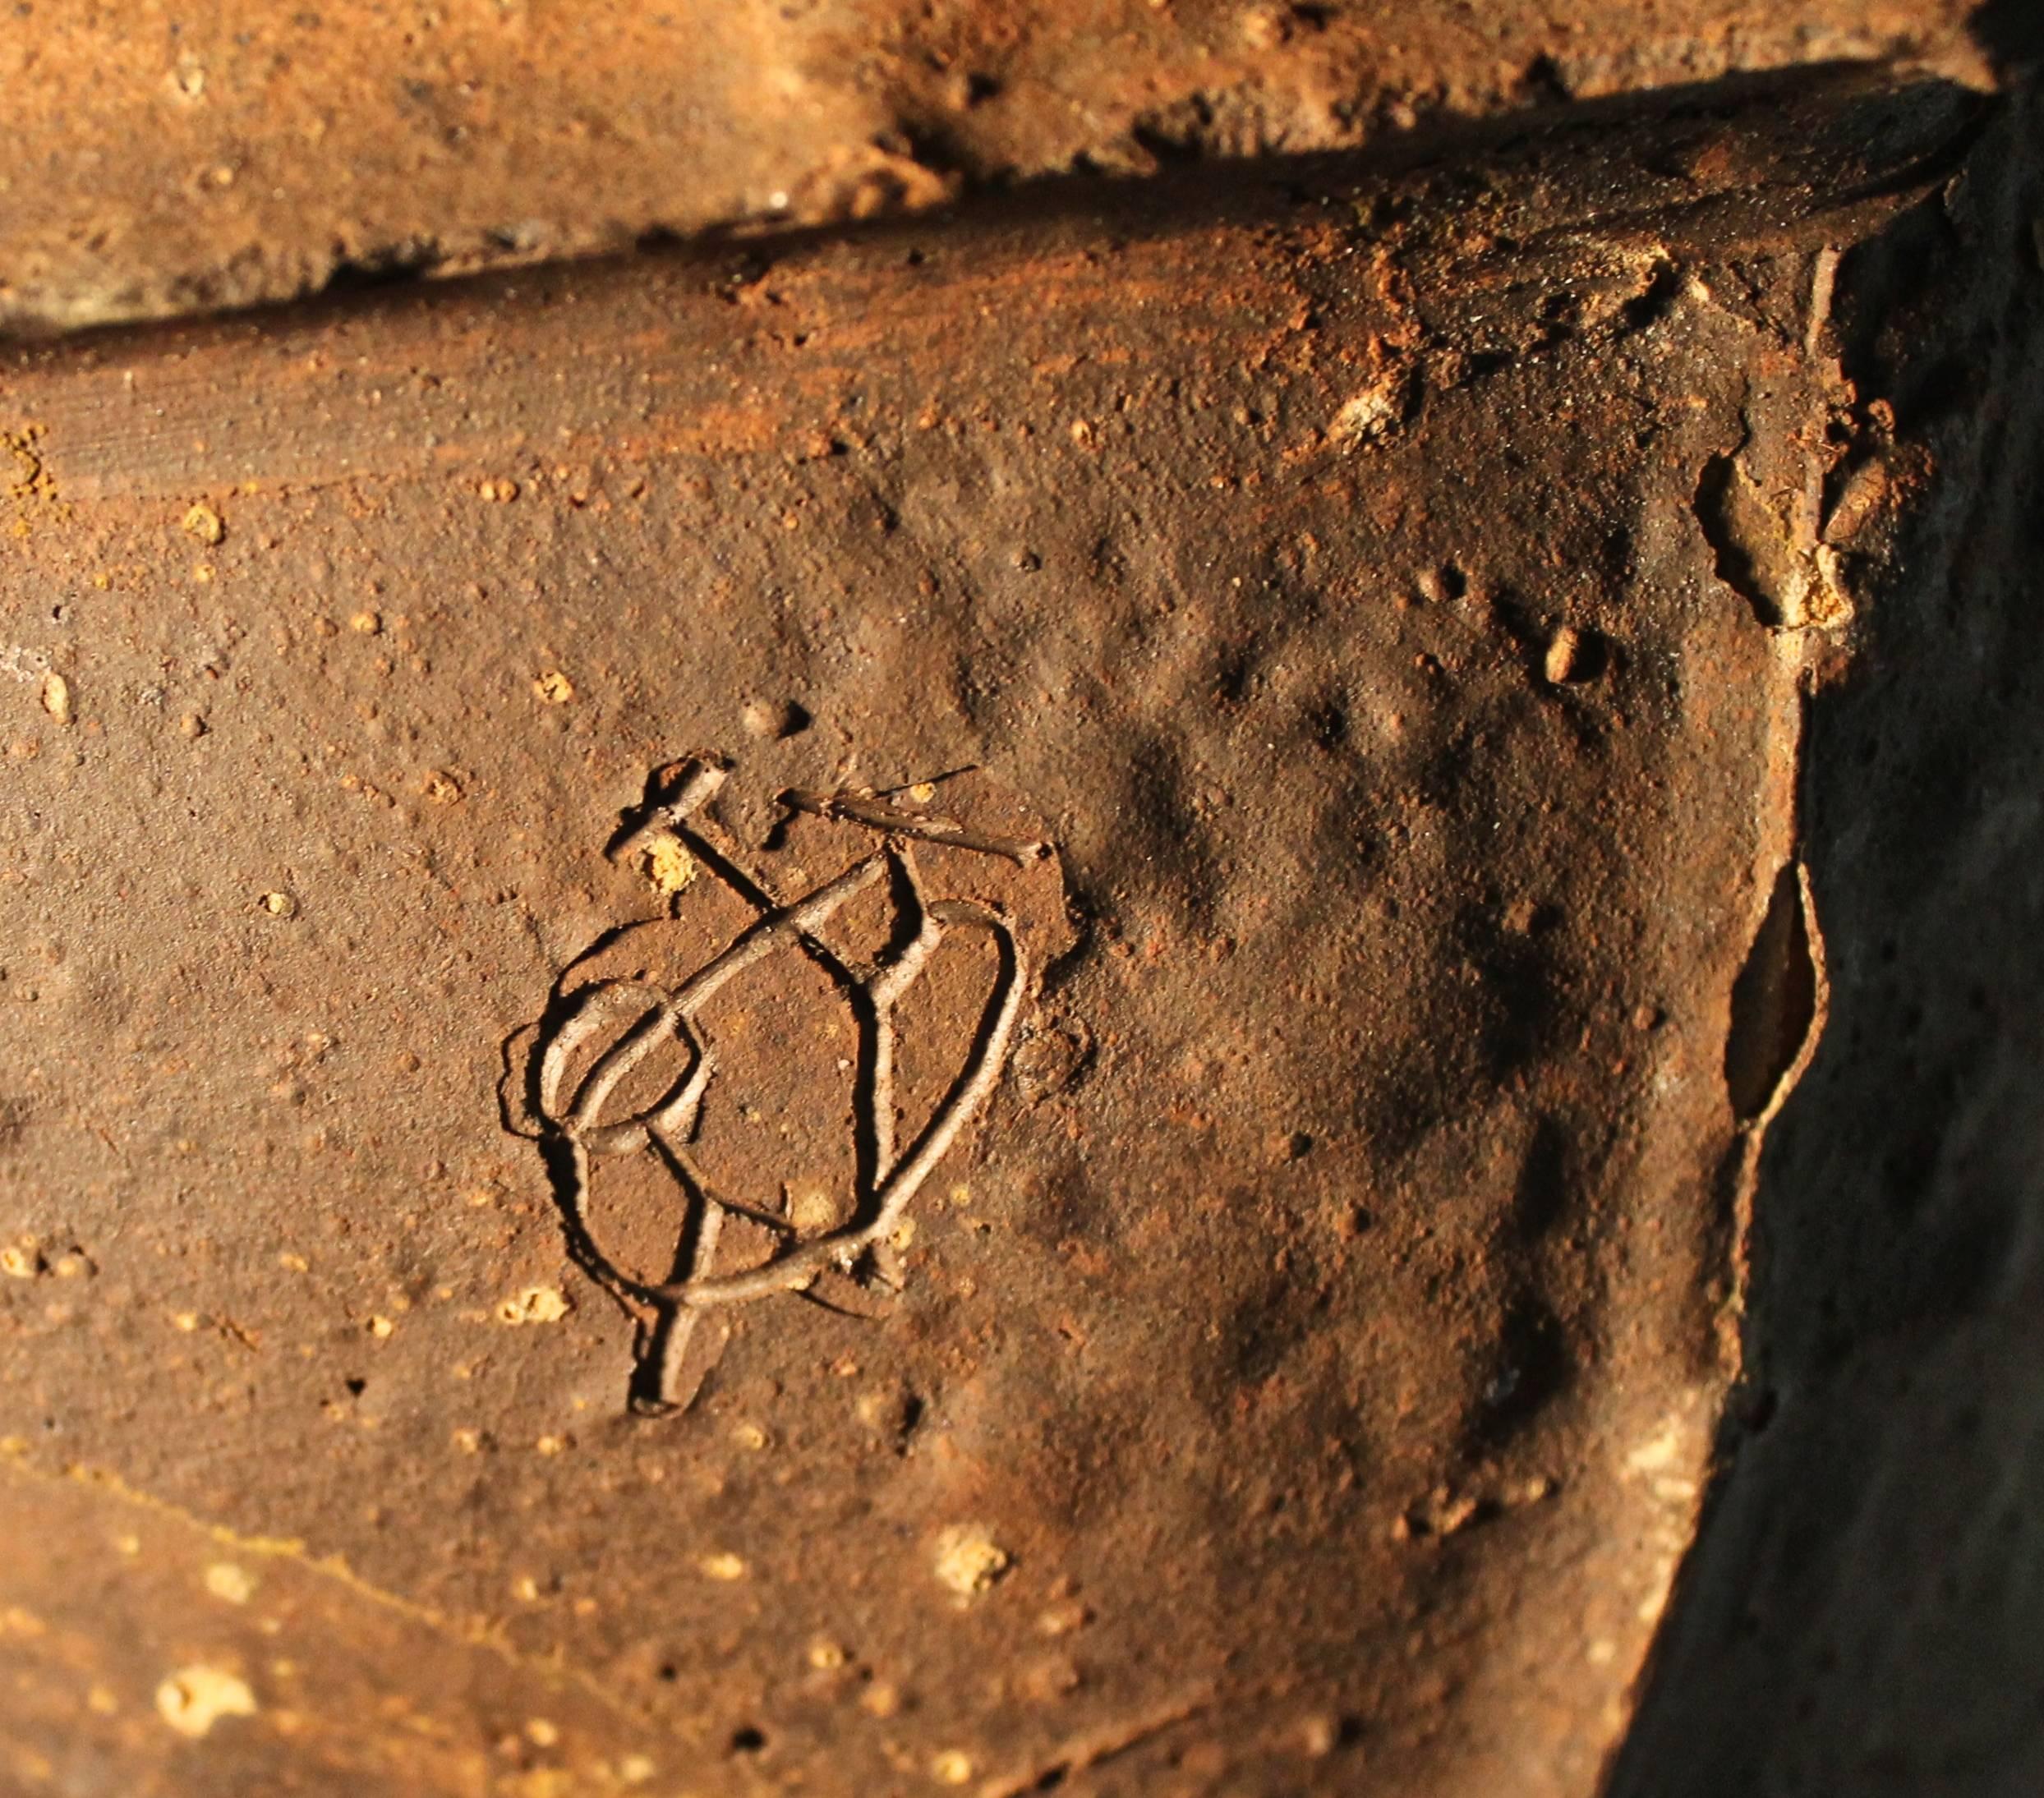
500;755;1071;1413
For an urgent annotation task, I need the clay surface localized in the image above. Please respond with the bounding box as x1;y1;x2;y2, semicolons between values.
0;64;2001;1795
0;0;1997;333
8;5;2044;1789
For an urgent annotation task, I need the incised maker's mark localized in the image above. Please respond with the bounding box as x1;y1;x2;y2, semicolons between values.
504;756;1051;1414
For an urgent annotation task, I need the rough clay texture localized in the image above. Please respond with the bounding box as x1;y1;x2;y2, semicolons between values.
1611;85;2044;1798
0;0;1998;335
0;59;2007;1792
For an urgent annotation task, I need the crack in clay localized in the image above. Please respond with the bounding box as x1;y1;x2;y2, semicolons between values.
503;754;1041;1414
1722;859;1830;1325
977;1685;1218;1798
0;1451;678;1745
1724;862;1825;1129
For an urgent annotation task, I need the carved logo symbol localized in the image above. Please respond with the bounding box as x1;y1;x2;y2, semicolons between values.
503;756;1059;1413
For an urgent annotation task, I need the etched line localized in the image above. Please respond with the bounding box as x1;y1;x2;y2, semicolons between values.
511;755;1043;1413
780;785;1051;864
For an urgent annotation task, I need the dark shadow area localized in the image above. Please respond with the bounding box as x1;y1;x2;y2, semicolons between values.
1609;81;2044;1798
1973;0;2044;72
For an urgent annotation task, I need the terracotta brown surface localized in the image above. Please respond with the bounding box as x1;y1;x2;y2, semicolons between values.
0;60;2004;1793
0;0;1999;335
